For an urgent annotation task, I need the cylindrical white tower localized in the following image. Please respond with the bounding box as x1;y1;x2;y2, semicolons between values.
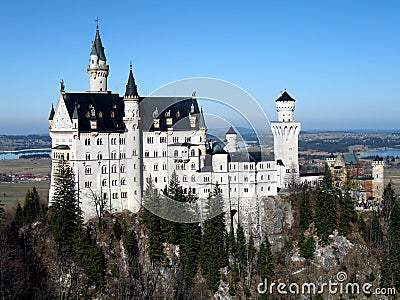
270;91;301;189
225;126;237;153
123;65;142;211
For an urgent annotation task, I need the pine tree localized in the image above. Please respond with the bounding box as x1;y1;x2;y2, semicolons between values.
366;212;383;248
380;256;393;289
49;159;81;252
299;231;315;259
200;184;227;292
122;224;140;280
388;199;400;289
235;223;247;278
315;164;338;245
299;184;313;231
180;188;201;286
22;187;41;224
142;176;164;262
382;182;396;226
257;239;274;281
13;203;23;228
338;171;357;236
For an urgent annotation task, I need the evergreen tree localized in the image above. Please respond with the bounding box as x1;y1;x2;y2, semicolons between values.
122;224;140;280
366;213;383;248
13;203;23;228
338;171;357;236
49;159;81;252
161;171;183;244
315;164;338;245
299;231;315;259
22;187;41;224
200;184;227;292
382;182;396;226
235;223;247;278
257;239;274;281
180;188;201;286
380;256;393;289
113;218;123;240
299;184;313;231
388;199;400;289
142;176;164;263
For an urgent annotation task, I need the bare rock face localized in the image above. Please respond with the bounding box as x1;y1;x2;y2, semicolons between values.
313;231;354;271
260;195;293;254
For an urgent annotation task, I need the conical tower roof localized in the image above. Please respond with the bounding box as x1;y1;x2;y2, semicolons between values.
125;64;139;98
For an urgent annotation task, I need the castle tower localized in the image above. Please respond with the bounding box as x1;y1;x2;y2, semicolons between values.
225;126;237;153
372;156;385;201
270;91;301;188
123;64;142;211
87;24;109;92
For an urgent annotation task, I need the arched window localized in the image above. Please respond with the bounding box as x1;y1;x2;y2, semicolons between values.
111;164;117;173
190;149;195;156
111;151;117;159
101;165;107;174
102;179;107;187
191;175;196;182
121;178;126;185
86;153;91;160
120;165;125;173
174;150;179;157
97;152;102;160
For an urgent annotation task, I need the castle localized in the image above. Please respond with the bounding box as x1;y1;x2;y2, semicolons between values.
48;26;301;225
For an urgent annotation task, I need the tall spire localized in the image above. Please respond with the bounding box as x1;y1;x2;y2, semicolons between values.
125;63;139;98
93;26;106;62
199;107;206;129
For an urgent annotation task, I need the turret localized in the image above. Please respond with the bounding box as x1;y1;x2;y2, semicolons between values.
275;90;296;122
48;104;55;129
372;156;385;201
225;126;237;153
87;24;109;93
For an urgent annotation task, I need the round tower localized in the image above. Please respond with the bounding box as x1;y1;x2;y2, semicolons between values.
225;126;237;153
372;156;385;201
87;24;109;92
270;90;301;188
123;64;142;211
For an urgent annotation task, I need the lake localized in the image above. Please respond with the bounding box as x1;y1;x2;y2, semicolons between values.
0;149;51;160
359;150;400;158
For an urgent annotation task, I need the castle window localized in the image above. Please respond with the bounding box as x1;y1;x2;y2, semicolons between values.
102;179;107;187
164;177;167;182
112;180;117;186
145;151;149;158
244;165;248;170
220;165;223;171
190;149;195;156
111;151;117;159
120;152;126;159
191;163;196;170
185;137;191;143
261;175;264;180
192;188;196;193
121;178;126;185
120;165;126;173
86;153;91;160
174;150;179;157
261;186;264;191
134;177;137;182
121;192;127;198
191;175;196;182
85;166;92;175
154;151;158;157
103;193;107;200
101;165;107;174
154;177;158;183
112;193;118;199
163;164;167;170
244;176;248;182
173;137;179;143
154;164;158;171
147;137;154;144
85;138;91;146
244;188;249;193
162;151;167;157
133;149;137;156
160;137;166;143
183;176;187;182
97;152;102;160
85;181;92;188
250;164;254;170
97;138;103;145
204;177;210;182
111;165;117;173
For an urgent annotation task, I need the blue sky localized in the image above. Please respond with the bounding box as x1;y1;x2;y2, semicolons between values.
0;0;399;134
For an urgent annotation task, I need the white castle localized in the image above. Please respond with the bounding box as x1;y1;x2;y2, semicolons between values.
48;26;301;225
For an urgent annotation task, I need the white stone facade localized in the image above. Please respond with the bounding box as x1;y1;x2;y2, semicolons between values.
48;27;301;223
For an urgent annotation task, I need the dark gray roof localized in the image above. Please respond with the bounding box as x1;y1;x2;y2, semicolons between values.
72;105;78;119
139;96;201;131
53;145;70;150
48;104;55;120
328;153;336;159
125;65;139;98
344;154;359;165
373;156;383;162
276;91;295;102
198;107;206;129
200;154;213;172
226;126;237;135
62;92;125;133
92;28;106;61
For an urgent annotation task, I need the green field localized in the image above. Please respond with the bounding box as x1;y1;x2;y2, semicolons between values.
385;167;400;194
0;158;51;210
